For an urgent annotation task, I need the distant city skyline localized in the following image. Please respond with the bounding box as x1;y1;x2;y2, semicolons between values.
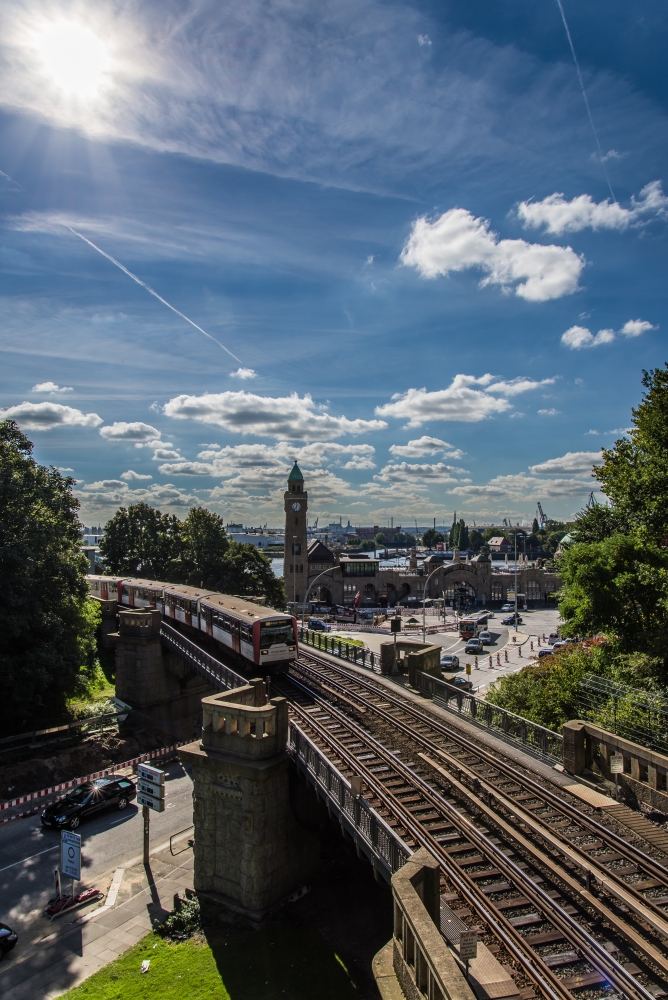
1;1;665;524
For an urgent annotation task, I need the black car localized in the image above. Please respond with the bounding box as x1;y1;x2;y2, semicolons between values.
440;653;460;670
0;923;17;958
501;614;523;626
41;777;137;830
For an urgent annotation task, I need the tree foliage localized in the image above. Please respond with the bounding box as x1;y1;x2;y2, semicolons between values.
449;519;469;550
559;366;668;668
101;503;285;608
421;528;444;548
0;420;99;731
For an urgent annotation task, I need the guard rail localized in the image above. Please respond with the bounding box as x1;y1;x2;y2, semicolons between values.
160;622;246;691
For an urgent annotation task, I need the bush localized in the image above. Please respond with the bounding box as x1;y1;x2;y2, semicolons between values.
156;896;202;940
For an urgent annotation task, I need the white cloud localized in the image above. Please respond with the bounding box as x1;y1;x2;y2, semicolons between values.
400;208;583;301
120;469;153;480
58;466;74;471
529;451;602;476
342;456;376;470
486;377;557;396
163;390;386;440
389;436;462;458
449;473;593;501
562;318;655;349
152;448;182;460
158;461;213;476
81;479;129;491
561;325;616;349
99;421;161;442
585;430;599;436
537;408;559;416
229;367;257;379
31;381;73;394
376;462;463;483
620;318;656;338
417;34;432;46
518;181;668;235
376;373;551;427
0;401;102;430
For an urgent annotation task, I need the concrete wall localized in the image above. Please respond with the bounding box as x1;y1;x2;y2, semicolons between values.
380;640;442;684
563;719;668;812
179;680;320;924
392;848;474;1000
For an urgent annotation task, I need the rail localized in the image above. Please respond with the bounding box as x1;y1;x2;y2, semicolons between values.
170;825;195;856
414;670;563;763
160;622;246;691
287;719;411;882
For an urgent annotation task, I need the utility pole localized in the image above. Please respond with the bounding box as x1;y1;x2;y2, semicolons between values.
293;535;297;606
514;531;518;633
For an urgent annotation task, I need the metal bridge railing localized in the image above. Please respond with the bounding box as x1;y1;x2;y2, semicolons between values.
288;720;411;882
299;626;381;672
415;671;563;764
578;673;668;756
160;622;246;691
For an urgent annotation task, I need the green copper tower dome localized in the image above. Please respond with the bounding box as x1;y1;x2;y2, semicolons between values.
288;461;304;482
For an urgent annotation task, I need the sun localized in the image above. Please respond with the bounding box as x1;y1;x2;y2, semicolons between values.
34;21;110;99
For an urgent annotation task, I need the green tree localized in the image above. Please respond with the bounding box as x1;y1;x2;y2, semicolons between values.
469;529;482;553
449;521;459;548
374;531;386;545
0;420;99;731
453;519;469;550
532;517;540;534
221;542;286;609
100;502;182;579
421;528;444;548
179;507;229;587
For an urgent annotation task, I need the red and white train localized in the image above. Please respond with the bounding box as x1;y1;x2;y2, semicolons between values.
86;575;298;673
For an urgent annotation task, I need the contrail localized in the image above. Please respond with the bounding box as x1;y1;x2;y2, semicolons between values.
68;226;243;363
554;0;616;203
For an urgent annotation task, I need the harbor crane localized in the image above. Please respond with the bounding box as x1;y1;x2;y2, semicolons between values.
536;502;548;528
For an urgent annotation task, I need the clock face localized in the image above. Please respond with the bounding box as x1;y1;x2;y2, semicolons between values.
291;502;302;512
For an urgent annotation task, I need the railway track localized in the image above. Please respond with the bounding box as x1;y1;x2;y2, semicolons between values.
274;650;668;1000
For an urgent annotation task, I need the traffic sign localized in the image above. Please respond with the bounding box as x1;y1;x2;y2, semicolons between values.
137;791;165;813
61;830;81;881
137;778;165;799
459;930;478;961
610;753;624;774
138;764;165;785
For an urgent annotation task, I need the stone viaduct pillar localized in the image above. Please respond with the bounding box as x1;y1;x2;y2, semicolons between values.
179;679;320;924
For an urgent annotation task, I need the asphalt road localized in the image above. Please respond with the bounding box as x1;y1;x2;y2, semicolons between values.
0;759;194;946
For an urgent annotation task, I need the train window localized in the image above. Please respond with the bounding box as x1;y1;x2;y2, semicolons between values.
240;625;252;643
212;613;231;632
260;621;294;645
122;585;130;596
191;601;198;614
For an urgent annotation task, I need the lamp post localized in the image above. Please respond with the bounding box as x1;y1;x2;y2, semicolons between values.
301;567;335;630
422;566;443;642
513;531;524;632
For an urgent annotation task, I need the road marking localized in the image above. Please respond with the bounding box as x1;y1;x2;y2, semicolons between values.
0;845;59;874
104;867;125;908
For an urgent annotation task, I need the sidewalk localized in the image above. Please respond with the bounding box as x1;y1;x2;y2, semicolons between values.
0;839;194;999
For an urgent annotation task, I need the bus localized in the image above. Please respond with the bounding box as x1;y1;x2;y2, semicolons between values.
459;614;489;638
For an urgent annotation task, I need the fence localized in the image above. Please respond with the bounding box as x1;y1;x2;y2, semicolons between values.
0;711;127;757
288;720;411;882
415;671;563;764
578;673;668;757
299;627;381;671
160;621;246;691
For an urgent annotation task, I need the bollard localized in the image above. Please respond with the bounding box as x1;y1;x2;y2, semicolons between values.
518;645;522;657
488;655;492;668
538;636;541;646
496;652;500;666
474;656;479;670
504;649;508;662
530;640;534;651
512;635;516;643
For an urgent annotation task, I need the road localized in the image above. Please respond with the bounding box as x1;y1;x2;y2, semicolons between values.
0;759;194;947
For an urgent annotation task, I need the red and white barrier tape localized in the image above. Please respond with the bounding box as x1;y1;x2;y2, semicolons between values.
0;742;189;822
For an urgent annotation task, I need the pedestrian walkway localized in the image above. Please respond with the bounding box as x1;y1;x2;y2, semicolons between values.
0;838;194;1000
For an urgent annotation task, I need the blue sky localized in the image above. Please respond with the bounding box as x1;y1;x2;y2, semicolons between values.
0;0;666;528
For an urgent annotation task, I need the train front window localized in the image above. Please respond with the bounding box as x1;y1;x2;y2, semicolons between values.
260;623;294;646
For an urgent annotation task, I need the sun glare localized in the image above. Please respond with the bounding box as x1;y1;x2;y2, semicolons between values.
35;22;110;98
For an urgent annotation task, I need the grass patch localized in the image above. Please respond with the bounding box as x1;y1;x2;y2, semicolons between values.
60;919;359;1000
67;664;116;719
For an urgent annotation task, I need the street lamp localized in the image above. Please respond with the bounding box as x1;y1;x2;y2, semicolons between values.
422;566;443;641
301;567;335;630
513;531;524;632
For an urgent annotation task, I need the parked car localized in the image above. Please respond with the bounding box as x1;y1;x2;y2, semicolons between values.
478;631;492;644
440;653;460;670
501;615;522;626
0;923;18;958
41;777;137;830
552;641;568;650
308;619;331;632
500;603;515;612
548;632;560;645
538;648;554;658
465;638;482;654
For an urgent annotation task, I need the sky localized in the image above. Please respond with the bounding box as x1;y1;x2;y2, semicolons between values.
0;0;666;529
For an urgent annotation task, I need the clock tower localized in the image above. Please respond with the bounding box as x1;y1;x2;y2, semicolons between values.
284;461;309;606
